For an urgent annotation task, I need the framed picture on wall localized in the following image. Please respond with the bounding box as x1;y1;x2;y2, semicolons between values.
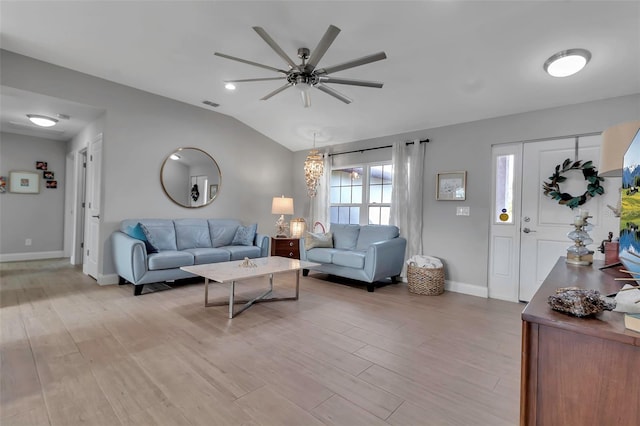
35;161;47;170
9;171;40;194
209;184;218;199
43;171;54;180
436;171;467;200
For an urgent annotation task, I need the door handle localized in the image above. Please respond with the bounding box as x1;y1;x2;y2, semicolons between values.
522;227;536;233
92;215;100;219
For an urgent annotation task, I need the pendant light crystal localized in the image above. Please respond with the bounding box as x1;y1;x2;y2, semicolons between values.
304;133;324;197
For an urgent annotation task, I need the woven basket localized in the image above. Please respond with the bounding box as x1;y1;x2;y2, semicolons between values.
407;262;445;295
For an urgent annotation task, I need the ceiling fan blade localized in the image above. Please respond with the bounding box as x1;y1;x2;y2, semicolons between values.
305;25;341;72
319;76;383;88
253;27;300;71
260;83;293;101
316;52;387;75
301;90;311;108
214;52;287;74
225;77;286;83
316;83;352;104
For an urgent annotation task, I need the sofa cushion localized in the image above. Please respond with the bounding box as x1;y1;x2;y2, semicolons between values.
135;219;177;251
223;245;262;260
147;251;194;270
208;219;240;247
185;248;230;264
304;232;334;250
355;225;400;250
332;250;366;269
232;223;257;246
306;248;340;264
123;222;158;254
331;224;360;250
175;219;212;250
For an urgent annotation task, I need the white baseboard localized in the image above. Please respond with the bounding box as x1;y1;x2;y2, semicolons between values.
445;280;489;298
97;273;119;285
0;251;65;262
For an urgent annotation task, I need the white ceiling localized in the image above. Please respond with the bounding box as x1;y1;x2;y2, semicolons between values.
1;1;639;151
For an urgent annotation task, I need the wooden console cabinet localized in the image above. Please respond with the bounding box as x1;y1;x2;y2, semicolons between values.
520;258;640;425
270;237;300;259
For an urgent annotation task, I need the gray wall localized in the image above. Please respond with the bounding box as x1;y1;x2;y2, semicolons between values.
293;94;640;291
0;132;67;256
1;50;293;281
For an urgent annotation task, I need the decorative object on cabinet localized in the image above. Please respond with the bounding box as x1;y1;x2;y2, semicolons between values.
271;237;300;259
542;158;604;209
566;209;594;265
547;287;615;317
9;171;40;194
290;217;306;238
436;171;466;200
271;195;294;237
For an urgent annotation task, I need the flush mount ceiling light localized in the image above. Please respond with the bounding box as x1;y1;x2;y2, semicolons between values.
27;114;58;127
544;48;591;77
224;82;236;91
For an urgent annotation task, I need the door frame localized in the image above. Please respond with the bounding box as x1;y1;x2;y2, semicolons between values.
488;131;602;302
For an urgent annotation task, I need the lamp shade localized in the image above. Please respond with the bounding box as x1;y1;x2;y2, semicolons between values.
271;196;294;215
600;121;640;177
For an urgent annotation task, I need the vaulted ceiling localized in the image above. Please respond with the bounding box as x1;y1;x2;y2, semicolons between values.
1;1;639;150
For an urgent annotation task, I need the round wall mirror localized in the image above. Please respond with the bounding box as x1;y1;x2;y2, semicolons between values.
160;147;221;208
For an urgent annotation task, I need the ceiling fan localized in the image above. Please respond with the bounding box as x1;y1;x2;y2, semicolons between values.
215;25;386;107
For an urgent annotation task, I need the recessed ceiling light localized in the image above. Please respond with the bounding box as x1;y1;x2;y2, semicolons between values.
544;48;591;77
27;114;58;127
170;154;181;160
224;82;236;91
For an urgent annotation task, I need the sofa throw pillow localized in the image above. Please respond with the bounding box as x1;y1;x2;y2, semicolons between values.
232;223;257;246
138;223;159;254
124;223;158;254
304;232;334;251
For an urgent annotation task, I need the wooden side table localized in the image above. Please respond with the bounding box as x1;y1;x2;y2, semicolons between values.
270;237;300;259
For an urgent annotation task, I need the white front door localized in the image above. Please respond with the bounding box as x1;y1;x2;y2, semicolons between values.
82;134;102;279
489;134;606;302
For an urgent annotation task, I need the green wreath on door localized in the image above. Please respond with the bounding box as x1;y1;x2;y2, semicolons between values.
542;159;605;209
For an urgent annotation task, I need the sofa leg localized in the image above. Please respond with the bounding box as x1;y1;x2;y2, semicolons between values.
118;276;127;285
302;269;309;277
133;285;144;296
367;284;375;292
391;275;400;284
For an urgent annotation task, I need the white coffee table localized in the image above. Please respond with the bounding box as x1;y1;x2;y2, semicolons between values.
181;257;319;318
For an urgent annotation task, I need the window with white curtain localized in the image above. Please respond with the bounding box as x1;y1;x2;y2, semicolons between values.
330;162;393;225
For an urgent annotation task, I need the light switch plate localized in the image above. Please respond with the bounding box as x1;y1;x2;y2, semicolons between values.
456;206;470;216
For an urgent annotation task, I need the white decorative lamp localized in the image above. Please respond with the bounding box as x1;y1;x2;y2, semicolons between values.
272;196;294;238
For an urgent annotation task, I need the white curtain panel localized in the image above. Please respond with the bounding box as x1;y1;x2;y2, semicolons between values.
390;140;425;274
311;153;331;232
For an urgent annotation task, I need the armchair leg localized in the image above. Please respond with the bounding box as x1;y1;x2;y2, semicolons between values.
118;276;127;285
367;284;375;292
391;275;400;284
302;269;309;277
133;285;144;296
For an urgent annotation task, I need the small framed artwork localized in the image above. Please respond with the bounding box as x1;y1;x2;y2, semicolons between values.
209;184;218;199
36;161;48;170
46;180;58;189
9;171;40;194
436;171;467;200
43;171;55;180
0;176;6;193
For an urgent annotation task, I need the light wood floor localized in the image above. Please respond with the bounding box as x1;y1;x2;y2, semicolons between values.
1;259;524;426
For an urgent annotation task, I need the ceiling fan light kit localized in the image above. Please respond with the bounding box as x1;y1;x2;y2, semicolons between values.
215;25;386;107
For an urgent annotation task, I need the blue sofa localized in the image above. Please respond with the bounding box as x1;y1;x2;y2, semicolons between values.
112;218;268;295
300;224;407;292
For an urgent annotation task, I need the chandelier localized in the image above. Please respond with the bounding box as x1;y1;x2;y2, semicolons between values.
304;133;324;197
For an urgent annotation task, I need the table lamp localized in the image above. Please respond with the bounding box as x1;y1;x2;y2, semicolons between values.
272;196;294;237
